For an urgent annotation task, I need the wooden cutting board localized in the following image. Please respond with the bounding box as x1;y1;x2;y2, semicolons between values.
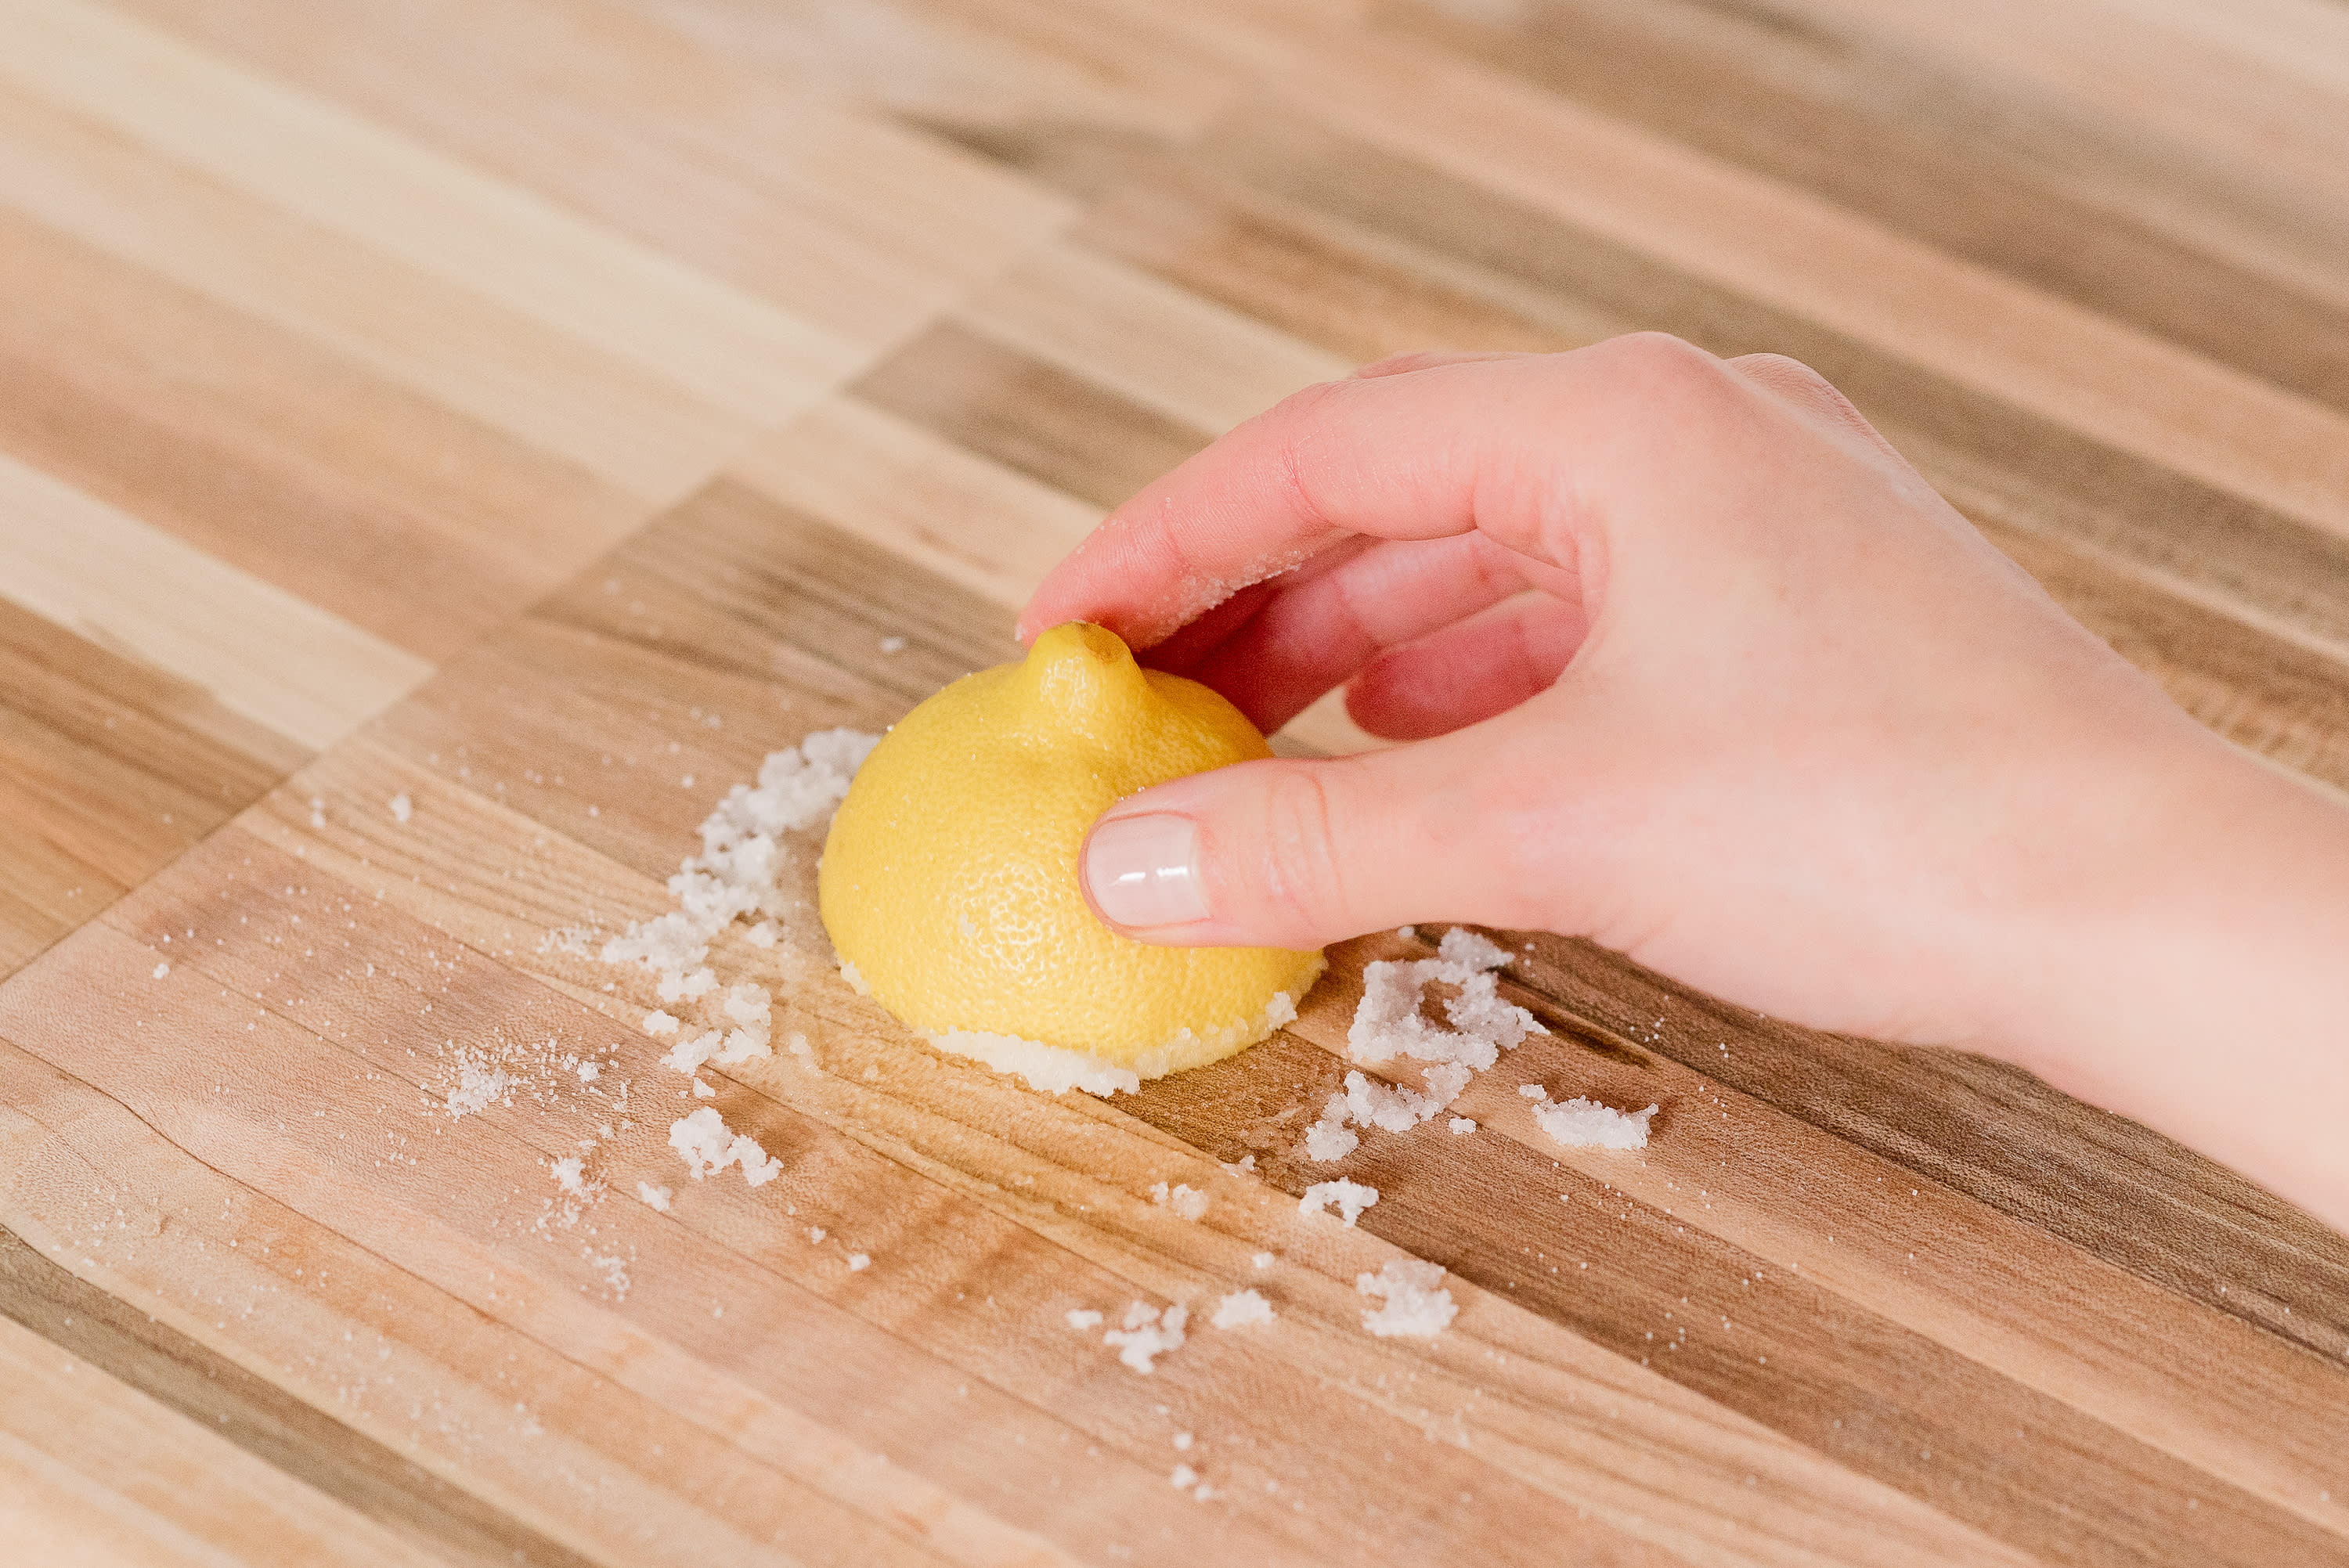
3;481;2344;1567
5;0;2349;1563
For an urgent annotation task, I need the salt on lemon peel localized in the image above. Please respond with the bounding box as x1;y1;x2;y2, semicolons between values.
819;622;1326;1094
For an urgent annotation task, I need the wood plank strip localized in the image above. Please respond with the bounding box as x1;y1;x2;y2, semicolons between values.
0;453;428;755
730;399;1104;618
0;1234;597;1568
0;597;301;976
851;321;1214;513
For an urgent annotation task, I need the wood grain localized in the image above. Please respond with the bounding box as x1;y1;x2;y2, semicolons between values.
2;0;2347;1562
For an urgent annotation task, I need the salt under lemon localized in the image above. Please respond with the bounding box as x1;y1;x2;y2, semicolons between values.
818;622;1326;1094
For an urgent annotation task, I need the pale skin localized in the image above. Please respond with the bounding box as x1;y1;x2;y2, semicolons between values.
1019;334;2349;1235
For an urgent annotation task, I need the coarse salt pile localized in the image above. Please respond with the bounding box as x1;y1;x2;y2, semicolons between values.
1300;1178;1380;1227
1357;1259;1458;1339
1102;1300;1187;1373
1303;928;1544;1159
1528;1090;1659;1150
668;1105;783;1186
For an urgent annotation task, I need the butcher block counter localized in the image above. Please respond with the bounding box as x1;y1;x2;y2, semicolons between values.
2;1;2347;1563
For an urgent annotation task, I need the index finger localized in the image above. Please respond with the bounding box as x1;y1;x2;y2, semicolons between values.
1016;337;1696;648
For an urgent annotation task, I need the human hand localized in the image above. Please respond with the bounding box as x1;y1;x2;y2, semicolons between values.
1020;336;2349;1227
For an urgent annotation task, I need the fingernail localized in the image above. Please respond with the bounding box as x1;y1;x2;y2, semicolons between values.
1084;813;1207;928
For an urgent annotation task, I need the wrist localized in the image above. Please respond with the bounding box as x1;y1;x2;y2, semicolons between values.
1986;723;2349;1229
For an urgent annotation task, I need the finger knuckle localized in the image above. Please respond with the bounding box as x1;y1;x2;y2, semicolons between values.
1251;766;1348;933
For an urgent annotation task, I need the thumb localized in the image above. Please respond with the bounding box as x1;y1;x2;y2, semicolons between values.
1079;732;1531;950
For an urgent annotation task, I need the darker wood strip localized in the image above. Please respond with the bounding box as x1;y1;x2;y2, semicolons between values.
0;1199;601;1568
0;597;304;977
850;319;1213;512
1380;0;2349;420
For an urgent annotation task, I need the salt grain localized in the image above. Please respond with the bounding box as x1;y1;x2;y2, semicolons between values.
847;1253;871;1271
1449;1117;1477;1134
637;1181;673;1212
151;961;170;980
1529;1094;1658;1150
1211;1289;1275;1329
668;1107;783;1186
388;792;412;824
643;1010;680;1036
1149;1181;1210;1221
1065;1308;1104;1330
1357;1259;1457;1339
1103;1302;1188;1373
1300;1179;1380;1226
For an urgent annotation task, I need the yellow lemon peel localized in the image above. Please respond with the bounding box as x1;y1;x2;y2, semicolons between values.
819;622;1326;1094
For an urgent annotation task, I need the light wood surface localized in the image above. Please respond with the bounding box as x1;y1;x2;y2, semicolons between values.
2;1;2347;1563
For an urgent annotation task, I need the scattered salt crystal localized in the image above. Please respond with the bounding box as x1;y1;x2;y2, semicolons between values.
1173;1432;1193;1451
1300;1179;1379;1226
1530;1095;1658;1150
1170;1464;1198;1489
1149;1181;1210;1221
643;1010;680;1036
151;961;169;980
669;1107;781;1186
879;635;907;654
1396;925;1415;939
1518;1083;1546;1099
926;1028;1141;1097
1450;1117;1477;1134
1222;1153;1257;1174
388;792;412;824
680;775;694;788
1251;1253;1274;1269
1103;1302;1187;1373
847;1253;871;1271
576;1060;600;1083
1303;1096;1359;1162
1357;1259;1456;1339
746;921;779;948
662;1030;723;1074
443;1049;514;1117
692;1080;716;1098
656;966;717;1004
308;796;325;829
1211;1289;1275;1329
637;1181;673;1211
1065;1308;1103;1330
550;1157;588;1195
809;1227;826;1243
785;1032;813;1063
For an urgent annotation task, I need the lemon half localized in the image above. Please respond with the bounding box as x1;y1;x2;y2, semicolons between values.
818;622;1326;1094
